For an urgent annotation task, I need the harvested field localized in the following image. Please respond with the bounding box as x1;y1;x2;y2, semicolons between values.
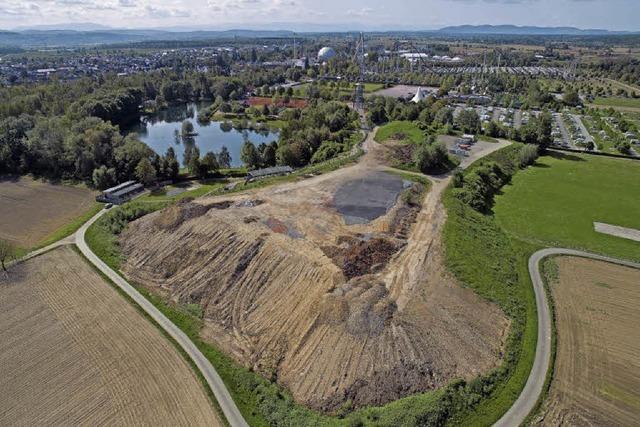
120;140;509;413
0;247;222;426
0;176;96;248
537;256;640;426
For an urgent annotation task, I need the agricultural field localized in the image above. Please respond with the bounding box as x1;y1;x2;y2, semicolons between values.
537;256;640;426
0;176;99;250
0;246;221;426
593;97;640;109
494;152;640;262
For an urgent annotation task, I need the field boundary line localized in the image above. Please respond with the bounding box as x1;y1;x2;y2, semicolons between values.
74;209;248;427
494;248;640;427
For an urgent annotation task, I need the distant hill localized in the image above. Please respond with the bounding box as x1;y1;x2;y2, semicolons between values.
437;25;632;35
0;23;638;48
0;29;296;48
13;23;114;32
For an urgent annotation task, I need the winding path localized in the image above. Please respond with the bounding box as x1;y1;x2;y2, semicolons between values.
11;209;248;427
73;210;249;427
494;248;640;427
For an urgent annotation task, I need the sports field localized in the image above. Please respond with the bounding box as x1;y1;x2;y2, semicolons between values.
494;152;640;262
538;256;640;426
0;246;222;426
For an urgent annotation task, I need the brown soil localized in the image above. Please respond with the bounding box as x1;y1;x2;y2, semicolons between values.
0;247;221;426
387;142;415;165
119;132;509;412
0;176;96;248
536;257;640;426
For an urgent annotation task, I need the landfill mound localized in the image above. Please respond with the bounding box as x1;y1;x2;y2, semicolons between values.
121;168;508;412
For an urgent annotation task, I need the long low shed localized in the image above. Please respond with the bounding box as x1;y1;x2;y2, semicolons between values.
97;181;144;204
246;166;293;181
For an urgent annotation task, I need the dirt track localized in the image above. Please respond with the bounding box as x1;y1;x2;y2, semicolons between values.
0;176;96;248
120;133;511;411
0;247;222;426
537;256;640;426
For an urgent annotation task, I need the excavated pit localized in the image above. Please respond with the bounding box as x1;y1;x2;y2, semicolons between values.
120;168;509;412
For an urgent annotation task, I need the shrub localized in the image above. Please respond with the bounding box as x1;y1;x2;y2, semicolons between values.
413;141;457;174
519;144;539;168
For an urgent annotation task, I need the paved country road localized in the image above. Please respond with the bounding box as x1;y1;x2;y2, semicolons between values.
10;208;248;426
73;209;249;427
494;248;640;427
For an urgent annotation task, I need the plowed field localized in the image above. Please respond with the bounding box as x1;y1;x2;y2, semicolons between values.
0;246;222;426
0;176;96;248
538;256;640;426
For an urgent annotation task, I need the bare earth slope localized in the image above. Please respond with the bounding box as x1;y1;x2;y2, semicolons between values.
0;247;222;427
121;138;509;412
538;256;640;426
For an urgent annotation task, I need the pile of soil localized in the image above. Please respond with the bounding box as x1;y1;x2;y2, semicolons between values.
154;199;233;231
343;238;402;279
388;144;415;165
322;235;404;280
120;167;508;413
389;184;425;239
319;278;397;337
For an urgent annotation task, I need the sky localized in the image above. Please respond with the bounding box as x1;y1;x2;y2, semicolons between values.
1;0;639;32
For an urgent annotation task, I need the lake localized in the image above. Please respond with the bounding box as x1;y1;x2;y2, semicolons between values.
126;103;279;168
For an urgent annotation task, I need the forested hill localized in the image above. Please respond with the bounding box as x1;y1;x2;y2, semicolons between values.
437;25;634;36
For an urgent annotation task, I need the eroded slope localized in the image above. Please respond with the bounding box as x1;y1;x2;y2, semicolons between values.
121;161;508;412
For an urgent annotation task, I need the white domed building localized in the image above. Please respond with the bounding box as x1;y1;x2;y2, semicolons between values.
317;47;337;62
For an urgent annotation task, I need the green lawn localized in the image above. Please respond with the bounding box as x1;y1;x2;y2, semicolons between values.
494;152;640;262
593;97;640;109
374;121;425;144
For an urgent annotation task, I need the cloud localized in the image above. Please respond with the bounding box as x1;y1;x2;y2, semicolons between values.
144;5;190;19
0;1;41;16
346;7;373;17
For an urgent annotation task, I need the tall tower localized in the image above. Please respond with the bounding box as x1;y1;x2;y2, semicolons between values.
353;32;366;113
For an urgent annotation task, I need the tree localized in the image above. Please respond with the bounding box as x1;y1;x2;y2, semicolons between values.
187;146;201;176
519;144;539;167
456;109;481;134
413;141;455;174
367;103;387;125
217;146;231;168
484;121;504;138
240;141;260;169
435;107;454;126
0;239;16;273
181;120;195;136
201;151;219;175
135;158;157;186
162;147;180;180
262;144;277;167
563;89;581;107
92;165;117;190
